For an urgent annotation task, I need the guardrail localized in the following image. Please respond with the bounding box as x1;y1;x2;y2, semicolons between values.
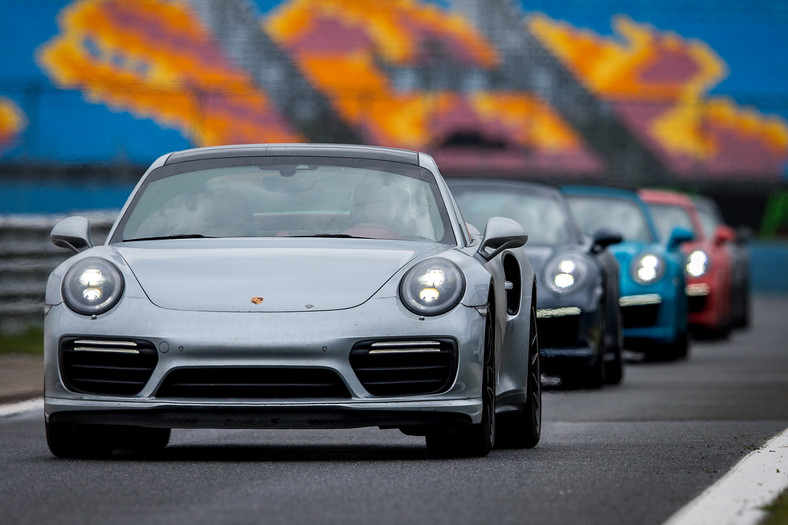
0;213;116;333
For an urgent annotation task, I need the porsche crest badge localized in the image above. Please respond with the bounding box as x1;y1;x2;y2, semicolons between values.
251;297;264;304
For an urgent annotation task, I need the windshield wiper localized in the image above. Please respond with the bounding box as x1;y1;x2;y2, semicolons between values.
286;233;367;239
123;233;214;242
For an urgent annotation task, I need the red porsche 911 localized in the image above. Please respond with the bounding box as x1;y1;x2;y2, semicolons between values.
640;189;735;338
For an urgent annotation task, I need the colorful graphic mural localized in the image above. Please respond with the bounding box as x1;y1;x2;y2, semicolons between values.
36;0;300;146
529;14;788;178
0;0;786;183
0;98;26;153
265;0;600;173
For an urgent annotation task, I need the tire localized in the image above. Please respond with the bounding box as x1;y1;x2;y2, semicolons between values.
46;422;114;459
496;300;541;449
644;334;683;362
604;348;624;385
677;332;690;359
426;298;496;457
605;309;624;385
46;422;170;459
117;426;171;452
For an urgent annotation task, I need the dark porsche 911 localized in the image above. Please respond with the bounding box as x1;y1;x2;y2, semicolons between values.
449;179;623;388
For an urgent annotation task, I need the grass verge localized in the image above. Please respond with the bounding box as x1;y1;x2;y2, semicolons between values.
0;326;44;356
762;487;788;525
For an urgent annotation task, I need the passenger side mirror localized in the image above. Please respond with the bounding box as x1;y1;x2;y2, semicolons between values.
478;217;528;261
591;227;622;252
667;227;693;250
51;216;93;253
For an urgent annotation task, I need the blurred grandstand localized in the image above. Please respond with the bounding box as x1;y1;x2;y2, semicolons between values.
2;0;787;225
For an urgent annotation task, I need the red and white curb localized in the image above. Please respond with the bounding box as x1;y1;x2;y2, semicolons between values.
664;427;788;525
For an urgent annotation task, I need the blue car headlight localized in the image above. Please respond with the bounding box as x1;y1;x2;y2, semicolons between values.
686;249;709;277
544;253;588;293
631;253;666;284
400;258;465;315
62;257;124;315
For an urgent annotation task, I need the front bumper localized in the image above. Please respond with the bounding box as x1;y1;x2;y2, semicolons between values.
535;282;603;373
44;295;486;429
537;306;601;373
686;278;726;330
619;278;685;346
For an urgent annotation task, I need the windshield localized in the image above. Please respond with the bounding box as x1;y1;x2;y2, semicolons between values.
694;205;719;239
451;186;575;246
647;203;697;241
566;194;654;243
113;157;454;244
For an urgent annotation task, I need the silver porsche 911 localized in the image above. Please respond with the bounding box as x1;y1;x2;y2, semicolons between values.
44;144;540;458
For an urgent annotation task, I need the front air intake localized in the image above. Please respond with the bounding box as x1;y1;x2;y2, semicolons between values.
59;337;158;396
155;367;351;399
350;338;457;396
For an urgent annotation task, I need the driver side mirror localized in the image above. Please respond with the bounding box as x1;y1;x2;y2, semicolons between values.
51;216;93;253
713;224;736;246
667;227;693;250
478;217;528;261
591;227;622;252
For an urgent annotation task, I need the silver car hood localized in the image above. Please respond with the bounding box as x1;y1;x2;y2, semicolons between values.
115;238;443;312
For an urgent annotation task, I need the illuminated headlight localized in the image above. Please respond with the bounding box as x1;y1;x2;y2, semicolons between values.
62;258;124;315
631;253;665;284
544;254;588;293
686;250;709;277
400;259;465;315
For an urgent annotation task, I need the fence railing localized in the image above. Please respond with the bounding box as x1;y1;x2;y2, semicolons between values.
0;213;116;333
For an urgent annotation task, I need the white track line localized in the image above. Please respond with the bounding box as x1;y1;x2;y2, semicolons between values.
663;426;788;525
0;397;43;417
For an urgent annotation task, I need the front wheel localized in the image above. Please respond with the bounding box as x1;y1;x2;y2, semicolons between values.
605;308;624;385
426;299;496;457
46;422;170;459
496;301;541;449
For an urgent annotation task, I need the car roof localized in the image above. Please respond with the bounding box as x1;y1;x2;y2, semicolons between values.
164;143;421;166
560;185;661;242
561;185;641;201
639;188;695;207
447;178;585;245
447;177;563;197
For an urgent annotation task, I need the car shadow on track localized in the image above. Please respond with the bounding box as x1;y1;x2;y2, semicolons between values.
101;443;433;462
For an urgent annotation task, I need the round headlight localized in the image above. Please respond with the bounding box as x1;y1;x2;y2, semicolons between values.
400;259;465;315
631;253;665;284
686;249;709;277
62;258;124;315
544;253;588;293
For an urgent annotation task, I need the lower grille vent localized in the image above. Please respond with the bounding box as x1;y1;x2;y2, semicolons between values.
537;315;581;348
60;337;158;396
156;368;351;399
350;339;457;397
621;303;660;328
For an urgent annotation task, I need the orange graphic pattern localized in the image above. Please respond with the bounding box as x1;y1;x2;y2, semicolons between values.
0;98;27;151
37;0;300;146
31;0;788;177
266;0;586;154
530;14;788;175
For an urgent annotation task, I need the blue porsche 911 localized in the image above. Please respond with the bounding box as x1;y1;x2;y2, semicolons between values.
563;186;693;361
